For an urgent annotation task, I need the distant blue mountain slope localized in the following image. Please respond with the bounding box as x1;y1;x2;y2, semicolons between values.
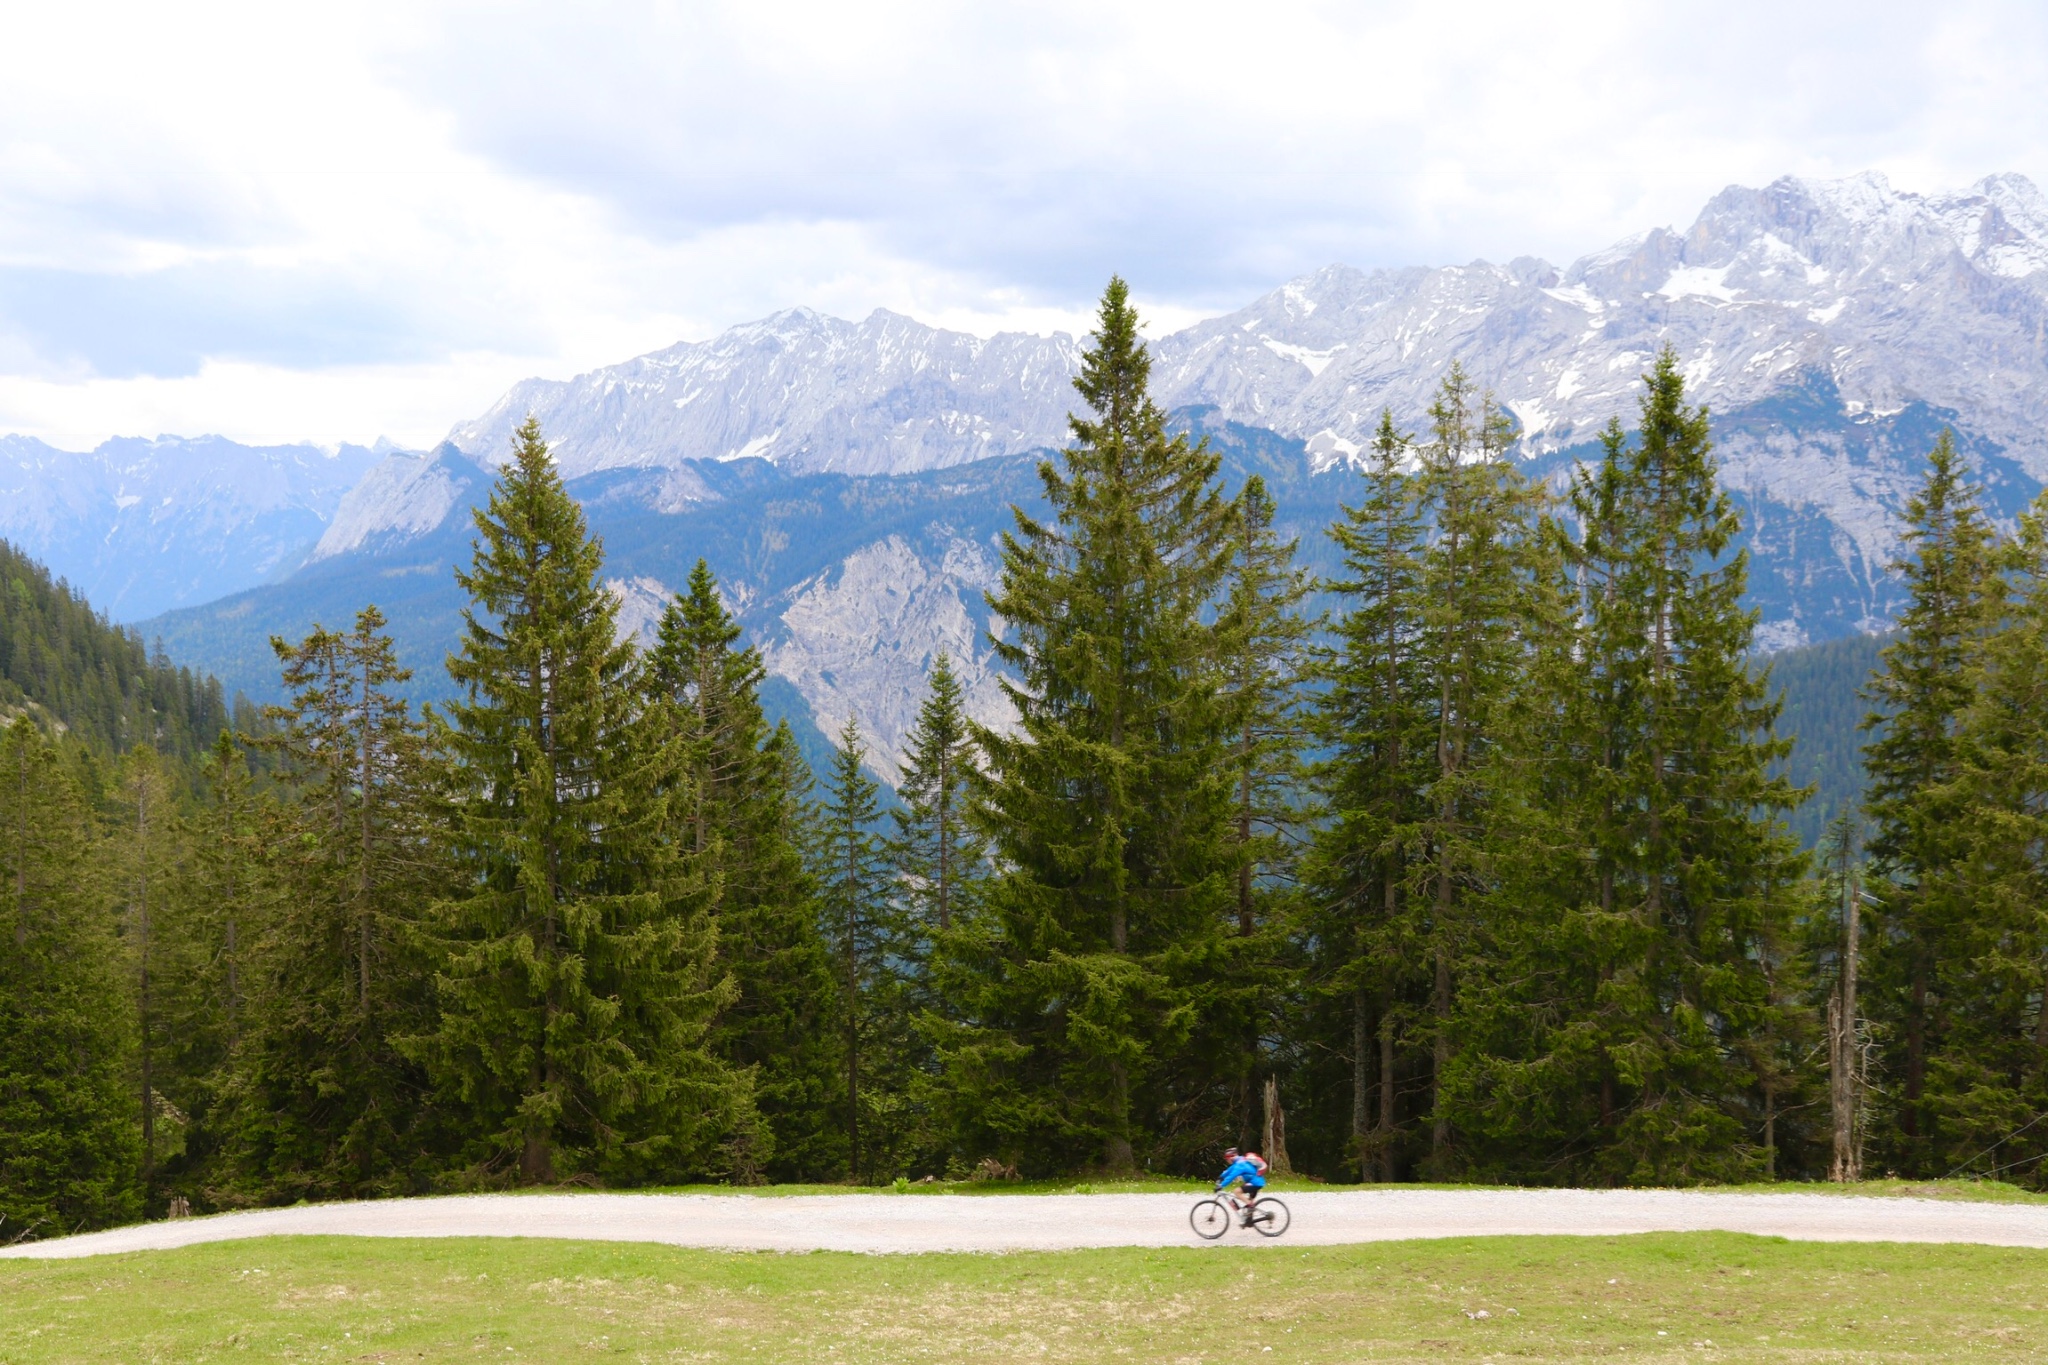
1524;372;2037;648
0;433;380;621
140;394;1992;794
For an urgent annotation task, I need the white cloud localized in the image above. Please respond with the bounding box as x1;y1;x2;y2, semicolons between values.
3;0;2048;447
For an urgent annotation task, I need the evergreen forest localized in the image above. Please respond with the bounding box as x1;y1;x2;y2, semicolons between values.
8;278;2048;1239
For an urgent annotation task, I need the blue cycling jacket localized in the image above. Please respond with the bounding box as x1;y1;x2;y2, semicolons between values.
1215;1157;1266;1189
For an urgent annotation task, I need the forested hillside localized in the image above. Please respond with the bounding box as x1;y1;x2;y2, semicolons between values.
1770;630;1887;848
0;539;240;760
7;282;2044;1240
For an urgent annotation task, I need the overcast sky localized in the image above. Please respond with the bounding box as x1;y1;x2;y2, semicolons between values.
5;0;2046;449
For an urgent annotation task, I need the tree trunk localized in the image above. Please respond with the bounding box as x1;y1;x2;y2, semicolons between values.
1262;1075;1293;1175
847;870;861;1185
1237;717;1255;936
1831;867;1862;1182
1762;1078;1777;1181
1377;1013;1396;1182
225;913;239;1045
521;1129;554;1183
936;750;951;932
1905;952;1927;1140
1351;989;1371;1180
1105;1061;1135;1172
1431;942;1451;1158
2035;956;2048;1052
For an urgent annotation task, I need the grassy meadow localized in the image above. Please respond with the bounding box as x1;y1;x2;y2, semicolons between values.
4;1229;2046;1363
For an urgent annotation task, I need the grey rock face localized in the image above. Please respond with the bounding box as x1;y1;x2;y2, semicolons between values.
447;308;1084;479
442;171;2048;498
313;443;487;562
1155;172;2048;480
415;172;2048;626
756;531;1015;779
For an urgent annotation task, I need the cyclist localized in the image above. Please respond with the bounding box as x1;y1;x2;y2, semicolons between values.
1214;1147;1267;1222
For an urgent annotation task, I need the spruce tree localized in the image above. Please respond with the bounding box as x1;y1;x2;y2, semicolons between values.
646;559;840;1182
818;716;897;1181
113;744;181;1201
150;732;268;1199
0;718;139;1234
1405;365;1544;1170
423;418;737;1184
1934;489;2048;1178
890;654;985;1177
215;608;443;1201
1214;473;1313;1162
189;734;261;1050
1860;430;2002;1169
1465;349;1807;1182
892;652;985;945
950;277;1237;1173
1304;408;1431;1179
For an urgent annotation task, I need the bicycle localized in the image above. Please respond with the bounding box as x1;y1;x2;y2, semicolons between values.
1189;1188;1290;1239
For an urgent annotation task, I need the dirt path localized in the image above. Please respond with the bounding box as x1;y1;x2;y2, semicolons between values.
8;1188;2048;1260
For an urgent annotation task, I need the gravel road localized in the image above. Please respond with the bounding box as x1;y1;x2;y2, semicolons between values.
7;1188;2048;1260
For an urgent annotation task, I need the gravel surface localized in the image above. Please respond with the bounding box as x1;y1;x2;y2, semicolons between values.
8;1188;2048;1260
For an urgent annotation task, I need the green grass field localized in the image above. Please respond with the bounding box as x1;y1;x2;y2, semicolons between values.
5;1232;2045;1363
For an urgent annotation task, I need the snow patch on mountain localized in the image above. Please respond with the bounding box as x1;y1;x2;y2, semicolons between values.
1146;170;2048;547
447;308;1084;481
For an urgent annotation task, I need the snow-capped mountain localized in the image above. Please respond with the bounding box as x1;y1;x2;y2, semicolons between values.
447;308;1084;478
75;169;2048;767
435;171;2048;493
1153;172;2048;469
404;172;2048;646
0;434;381;621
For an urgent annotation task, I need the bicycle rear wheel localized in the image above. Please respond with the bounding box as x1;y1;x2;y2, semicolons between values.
1189;1198;1232;1240
1248;1197;1290;1237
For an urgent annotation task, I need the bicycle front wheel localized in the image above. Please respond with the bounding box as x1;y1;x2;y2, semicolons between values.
1249;1197;1290;1237
1190;1198;1231;1240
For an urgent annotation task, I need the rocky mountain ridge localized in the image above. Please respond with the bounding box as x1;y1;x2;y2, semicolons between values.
1155;172;2048;471
0;434;379;621
446;308;1085;480
18;169;2048;777
430;170;2048;493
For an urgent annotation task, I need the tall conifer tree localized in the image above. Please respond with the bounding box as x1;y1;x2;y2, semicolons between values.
1215;474;1313;1158
1861;431;2002;1168
1305;409;1431;1178
647;559;840;1181
424;418;737;1184
1932;488;2048;1175
892;652;984;946
818;716;895;1181
1406;365;1543;1168
1458;349;1805;1182
115;744;180;1200
0;718;139;1233
216;609;442;1201
951;277;1237;1172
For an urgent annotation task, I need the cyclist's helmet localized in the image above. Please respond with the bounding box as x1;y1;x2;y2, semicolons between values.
1223;1147;1240;1159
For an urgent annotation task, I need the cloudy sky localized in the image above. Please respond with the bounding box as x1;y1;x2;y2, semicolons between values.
5;0;2045;449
